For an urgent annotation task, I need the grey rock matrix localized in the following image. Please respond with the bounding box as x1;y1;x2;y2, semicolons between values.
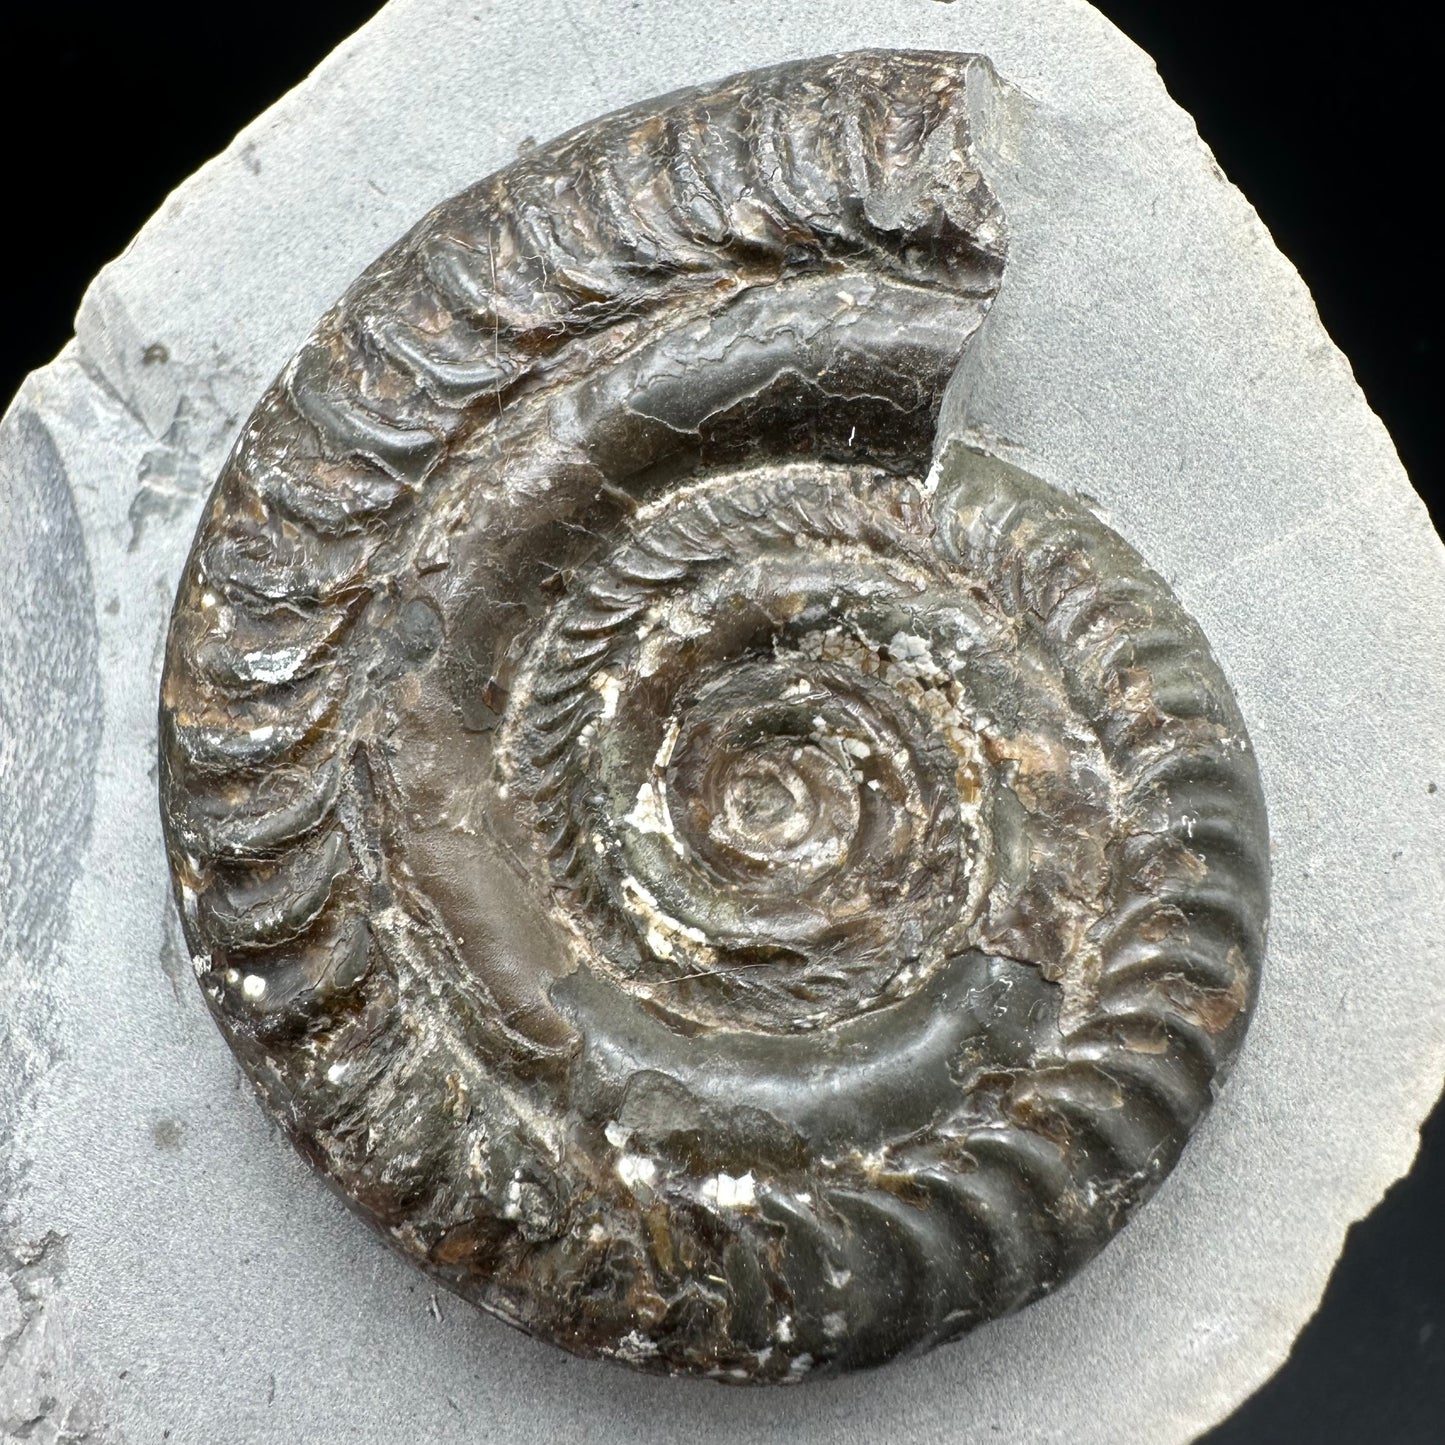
3;1;1442;1442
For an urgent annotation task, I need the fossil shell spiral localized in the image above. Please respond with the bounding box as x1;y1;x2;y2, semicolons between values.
159;50;1269;1380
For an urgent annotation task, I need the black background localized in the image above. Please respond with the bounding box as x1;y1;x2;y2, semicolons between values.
2;4;1440;1440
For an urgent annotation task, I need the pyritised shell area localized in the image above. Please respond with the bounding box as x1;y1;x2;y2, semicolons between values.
159;51;1269;1379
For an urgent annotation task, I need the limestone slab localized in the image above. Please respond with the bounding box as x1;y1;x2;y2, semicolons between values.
3;1;1443;1441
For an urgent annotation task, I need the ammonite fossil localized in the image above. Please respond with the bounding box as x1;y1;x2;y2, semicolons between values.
159;50;1269;1380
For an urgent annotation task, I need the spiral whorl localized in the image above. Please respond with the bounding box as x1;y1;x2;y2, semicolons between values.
159;50;1267;1381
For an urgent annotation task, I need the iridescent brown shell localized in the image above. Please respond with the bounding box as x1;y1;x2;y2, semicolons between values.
159;50;1268;1380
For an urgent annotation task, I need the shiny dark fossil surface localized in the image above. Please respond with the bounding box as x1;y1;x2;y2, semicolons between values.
158;50;1269;1380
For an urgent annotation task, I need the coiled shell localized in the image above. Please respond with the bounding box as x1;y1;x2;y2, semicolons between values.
159;49;1268;1380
